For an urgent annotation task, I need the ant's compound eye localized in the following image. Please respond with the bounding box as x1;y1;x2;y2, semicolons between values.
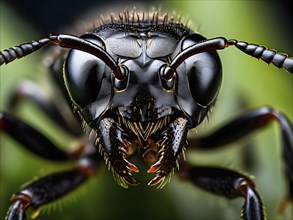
64;34;107;108
182;34;223;106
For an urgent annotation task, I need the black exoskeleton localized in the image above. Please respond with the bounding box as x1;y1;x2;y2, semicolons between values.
1;9;293;220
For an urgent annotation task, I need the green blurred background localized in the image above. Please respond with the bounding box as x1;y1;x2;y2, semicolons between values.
1;0;292;219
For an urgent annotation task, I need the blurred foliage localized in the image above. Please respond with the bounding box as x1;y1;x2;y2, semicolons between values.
0;1;292;220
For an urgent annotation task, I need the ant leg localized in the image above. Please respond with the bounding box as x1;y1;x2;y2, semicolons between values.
0;111;85;161
7;80;82;136
1;112;102;219
178;164;265;220
188;106;293;213
237;97;258;171
6;157;97;220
